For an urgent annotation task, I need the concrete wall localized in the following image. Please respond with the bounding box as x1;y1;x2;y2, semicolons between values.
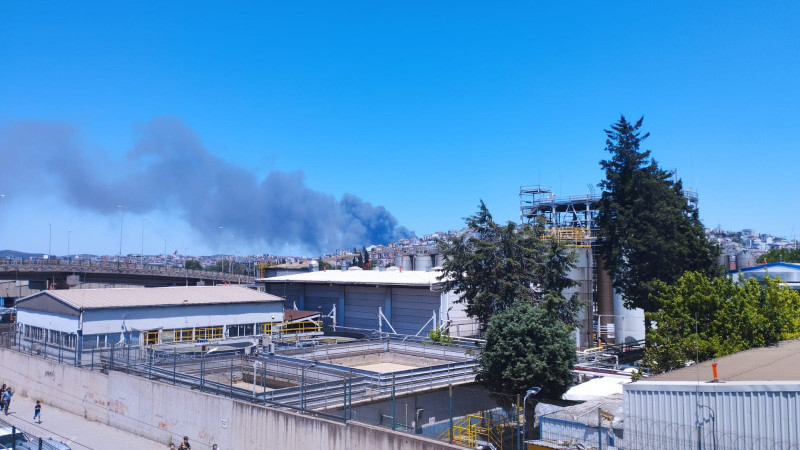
0;348;462;450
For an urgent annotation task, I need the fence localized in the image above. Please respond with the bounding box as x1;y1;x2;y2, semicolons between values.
0;415;70;450
0;331;498;447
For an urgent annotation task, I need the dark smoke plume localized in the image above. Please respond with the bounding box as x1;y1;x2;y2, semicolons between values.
0;117;413;253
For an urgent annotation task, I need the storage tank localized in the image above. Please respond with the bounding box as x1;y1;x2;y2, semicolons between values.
736;252;757;270
596;257;615;344
434;253;445;268
717;254;731;271
414;254;433;272
309;260;319;272
614;292;645;345
394;256;403;268
401;255;413;272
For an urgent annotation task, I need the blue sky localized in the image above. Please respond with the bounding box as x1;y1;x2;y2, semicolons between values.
1;2;799;257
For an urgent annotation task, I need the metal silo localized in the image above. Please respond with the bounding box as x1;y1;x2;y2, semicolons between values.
414;254;433;272
401;255;413;272
736;252;757;269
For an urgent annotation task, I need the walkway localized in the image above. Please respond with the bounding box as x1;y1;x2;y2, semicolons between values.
1;393;167;450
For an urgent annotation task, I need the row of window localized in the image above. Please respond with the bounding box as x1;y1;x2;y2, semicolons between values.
21;320;316;349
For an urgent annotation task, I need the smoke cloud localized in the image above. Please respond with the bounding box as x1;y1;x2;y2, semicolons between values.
0;117;413;254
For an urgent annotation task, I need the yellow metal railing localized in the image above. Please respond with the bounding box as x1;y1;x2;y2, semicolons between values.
439;409;513;449
195;326;224;340
261;320;322;335
144;331;159;345
544;227;595;247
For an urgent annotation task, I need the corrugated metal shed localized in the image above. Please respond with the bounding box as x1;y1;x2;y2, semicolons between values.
17;285;282;310
624;381;800;449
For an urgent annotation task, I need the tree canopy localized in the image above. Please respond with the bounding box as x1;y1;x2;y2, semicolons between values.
761;248;800;263
596;116;721;313
438;201;579;331
477;302;576;399
643;271;800;374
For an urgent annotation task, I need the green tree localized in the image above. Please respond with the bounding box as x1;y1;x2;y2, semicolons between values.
761;248;800;263
362;246;370;267
477;302;576;399
643;271;800;373
318;259;334;270
184;259;202;270
596;116;721;314
438;201;579;331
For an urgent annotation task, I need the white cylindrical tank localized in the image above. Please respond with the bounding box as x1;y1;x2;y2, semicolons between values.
736;252;757;270
309;260;319;272
414;254;432;272
394;256;403;268
434;253;445;267
614;291;645;345
402;255;413;272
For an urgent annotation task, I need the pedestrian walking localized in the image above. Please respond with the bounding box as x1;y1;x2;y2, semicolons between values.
178;436;191;450
34;400;42;423
2;387;12;415
0;384;6;411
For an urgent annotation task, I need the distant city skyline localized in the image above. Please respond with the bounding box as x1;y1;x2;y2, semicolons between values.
2;2;799;256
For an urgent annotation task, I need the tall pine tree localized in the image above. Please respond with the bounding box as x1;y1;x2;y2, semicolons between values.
596;116;721;314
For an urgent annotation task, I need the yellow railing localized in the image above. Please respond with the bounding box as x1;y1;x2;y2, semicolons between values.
544;227;595;247
261;320;323;335
195;326;224;340
144;331;159;345
439;409;514;449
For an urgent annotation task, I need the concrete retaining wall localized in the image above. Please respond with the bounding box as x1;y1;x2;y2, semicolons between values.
0;349;461;450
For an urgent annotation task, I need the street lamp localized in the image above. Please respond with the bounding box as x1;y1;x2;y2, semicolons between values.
116;205;125;268
218;226;224;274
67;230;71;262
519;387;541;449
48;223;52;259
141;218;148;269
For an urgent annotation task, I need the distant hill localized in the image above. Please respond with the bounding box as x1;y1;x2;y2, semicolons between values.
0;250;49;259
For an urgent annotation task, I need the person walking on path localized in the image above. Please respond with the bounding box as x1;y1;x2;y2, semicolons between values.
3;387;12;415
0;384;6;412
34;400;41;423
178;436;191;450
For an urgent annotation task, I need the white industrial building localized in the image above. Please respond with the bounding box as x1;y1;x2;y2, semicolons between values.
15;285;284;354
731;262;800;290
623;339;800;449
259;268;478;337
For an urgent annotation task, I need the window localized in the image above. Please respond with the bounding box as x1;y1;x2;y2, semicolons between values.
144;331;159;345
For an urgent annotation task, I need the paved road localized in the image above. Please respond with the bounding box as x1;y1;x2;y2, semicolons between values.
1;393;168;450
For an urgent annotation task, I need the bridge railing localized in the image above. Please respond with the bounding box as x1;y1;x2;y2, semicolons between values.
0;257;253;281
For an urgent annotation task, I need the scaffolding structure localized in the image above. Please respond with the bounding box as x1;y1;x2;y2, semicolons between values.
520;185;605;347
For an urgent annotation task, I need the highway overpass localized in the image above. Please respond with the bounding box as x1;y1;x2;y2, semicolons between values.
0;258;253;293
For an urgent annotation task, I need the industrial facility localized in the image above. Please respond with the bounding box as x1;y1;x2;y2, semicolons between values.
519;185;646;348
14;285;284;362
258;268;478;337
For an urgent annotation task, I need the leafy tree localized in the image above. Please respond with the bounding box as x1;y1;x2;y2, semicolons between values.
643;271;800;373
596;116;721;314
184;259;202;270
438;201;579;331
477;302;576;399
761;248;800;263
317;259;334;270
362;246;370;267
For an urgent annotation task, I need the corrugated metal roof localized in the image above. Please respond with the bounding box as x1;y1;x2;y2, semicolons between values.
18;285;283;310
647;338;800;382
259;269;445;287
